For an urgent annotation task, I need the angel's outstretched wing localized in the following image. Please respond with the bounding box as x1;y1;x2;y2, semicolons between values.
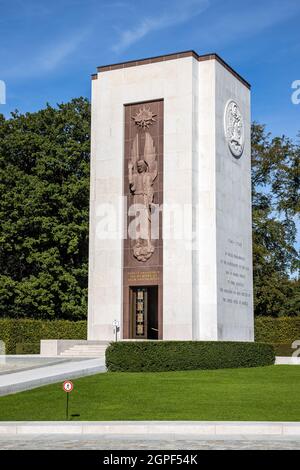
130;133;139;167
144;131;157;180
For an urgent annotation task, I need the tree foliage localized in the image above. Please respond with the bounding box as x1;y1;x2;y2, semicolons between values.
0;98;90;319
251;123;299;316
0;101;298;319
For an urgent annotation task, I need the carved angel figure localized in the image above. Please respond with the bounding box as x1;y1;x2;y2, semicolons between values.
128;131;158;262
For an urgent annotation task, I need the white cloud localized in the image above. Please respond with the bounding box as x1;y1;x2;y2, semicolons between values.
2;29;89;79
39;30;89;73
192;0;300;51
112;0;210;53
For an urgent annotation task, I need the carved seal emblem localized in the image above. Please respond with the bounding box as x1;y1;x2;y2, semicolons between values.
224;100;244;158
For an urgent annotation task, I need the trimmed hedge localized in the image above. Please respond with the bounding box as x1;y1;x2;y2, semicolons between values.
105;341;275;372
255;317;300;343
1;316;299;356
0;319;87;354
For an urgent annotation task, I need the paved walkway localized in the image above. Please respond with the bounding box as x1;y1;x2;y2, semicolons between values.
0;435;300;450
0;358;106;396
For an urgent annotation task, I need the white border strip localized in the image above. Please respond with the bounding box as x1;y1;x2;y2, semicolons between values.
275;356;300;365
1;421;300;437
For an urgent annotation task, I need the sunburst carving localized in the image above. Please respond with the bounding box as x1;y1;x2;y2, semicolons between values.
132;105;157;129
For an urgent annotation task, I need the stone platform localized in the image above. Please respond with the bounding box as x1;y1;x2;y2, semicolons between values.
0;356;105;396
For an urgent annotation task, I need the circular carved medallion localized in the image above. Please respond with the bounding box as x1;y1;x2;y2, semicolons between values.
224;100;244;158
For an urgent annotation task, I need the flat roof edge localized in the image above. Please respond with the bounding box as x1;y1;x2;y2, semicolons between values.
94;50;250;89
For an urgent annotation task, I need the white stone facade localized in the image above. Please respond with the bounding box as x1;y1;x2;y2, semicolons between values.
88;53;254;342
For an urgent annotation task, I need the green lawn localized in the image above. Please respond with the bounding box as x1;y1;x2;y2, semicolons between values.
0;366;300;421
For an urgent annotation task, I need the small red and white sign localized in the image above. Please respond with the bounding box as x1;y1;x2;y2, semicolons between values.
62;380;73;393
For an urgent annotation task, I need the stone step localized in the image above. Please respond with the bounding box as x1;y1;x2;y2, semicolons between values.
62;351;106;355
68;346;106;351
61;350;106;354
62;344;107;351
59;343;108;358
60;353;105;357
60;353;106;358
67;343;108;346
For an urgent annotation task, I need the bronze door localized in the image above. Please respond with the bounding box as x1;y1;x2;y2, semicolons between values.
130;286;158;339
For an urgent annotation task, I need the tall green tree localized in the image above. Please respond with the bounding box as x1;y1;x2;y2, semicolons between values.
0;98;90;319
251;123;299;316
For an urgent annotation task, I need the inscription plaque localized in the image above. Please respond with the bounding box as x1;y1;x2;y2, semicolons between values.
219;238;251;307
127;271;160;283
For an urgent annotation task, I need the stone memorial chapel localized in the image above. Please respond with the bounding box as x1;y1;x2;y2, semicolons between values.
87;50;254;343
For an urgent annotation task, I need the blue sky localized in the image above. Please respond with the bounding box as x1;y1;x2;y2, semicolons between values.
0;0;300;140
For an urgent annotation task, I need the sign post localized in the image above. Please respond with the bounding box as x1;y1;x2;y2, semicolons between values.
62;380;73;420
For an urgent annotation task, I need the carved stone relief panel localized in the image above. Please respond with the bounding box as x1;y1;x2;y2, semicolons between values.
123;100;163;339
224;100;244;158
